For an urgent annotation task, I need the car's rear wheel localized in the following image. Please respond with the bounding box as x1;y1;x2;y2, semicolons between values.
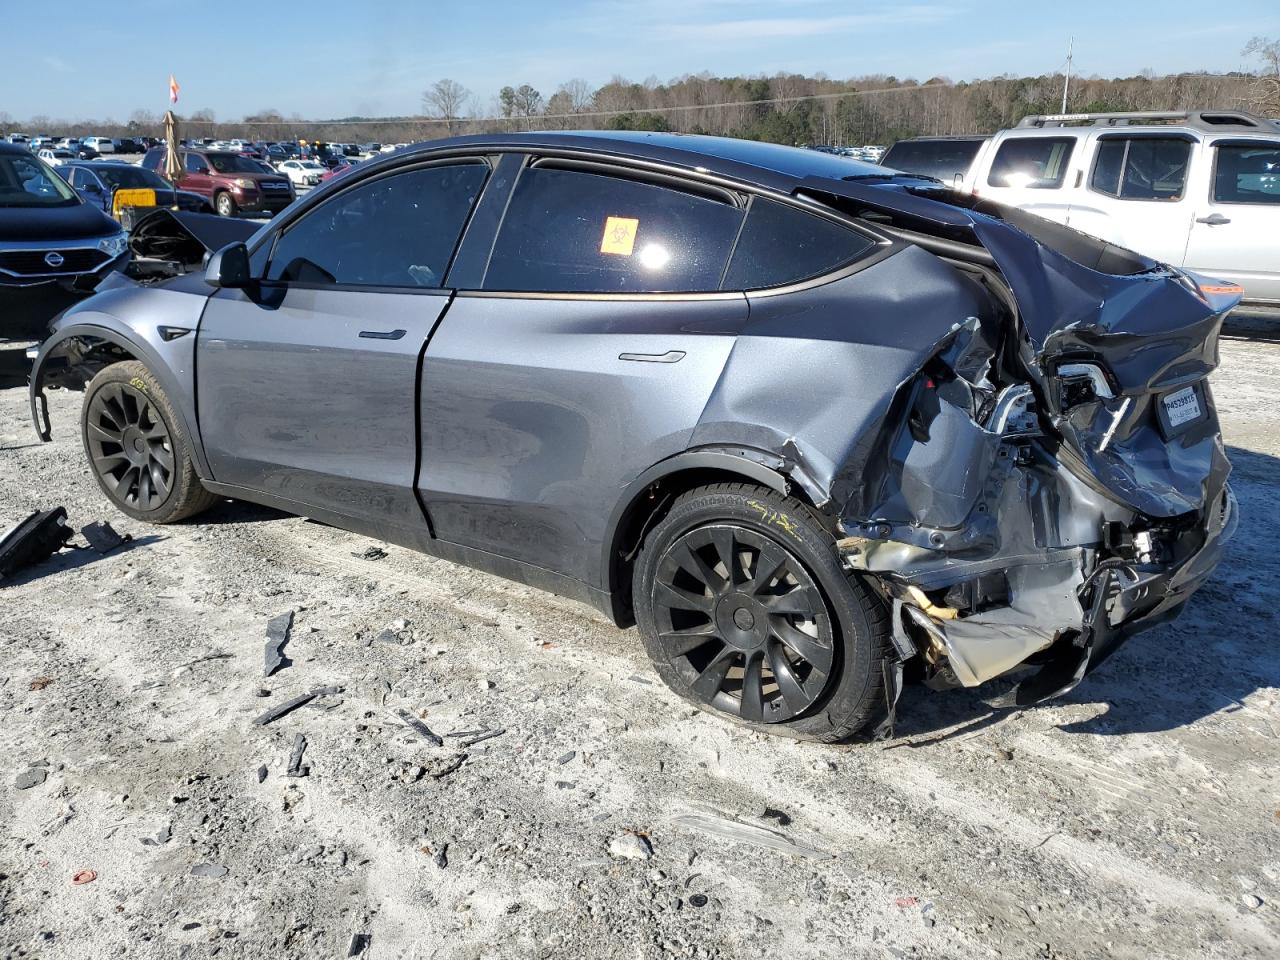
214;191;237;217
81;361;218;524
633;482;892;742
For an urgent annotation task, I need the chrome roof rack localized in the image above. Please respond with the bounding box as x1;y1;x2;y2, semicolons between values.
1015;110;1272;132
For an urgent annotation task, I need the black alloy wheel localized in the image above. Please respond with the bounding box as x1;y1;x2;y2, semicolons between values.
652;523;835;723
85;380;175;512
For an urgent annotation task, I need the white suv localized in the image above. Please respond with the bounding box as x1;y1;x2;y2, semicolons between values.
81;136;116;154
887;111;1280;307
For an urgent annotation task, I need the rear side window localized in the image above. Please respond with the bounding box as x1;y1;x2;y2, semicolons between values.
1213;143;1280;204
483;166;743;293
987;137;1075;189
723;197;875;290
1090;137;1191;201
184;153;206;173
266;162;488;287
882;139;985;181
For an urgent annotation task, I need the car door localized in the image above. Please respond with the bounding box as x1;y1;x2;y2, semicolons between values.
1065;132;1197;268
181;151;213;196
418;155;749;585
1182;138;1280;303
196;158;491;532
978;134;1076;223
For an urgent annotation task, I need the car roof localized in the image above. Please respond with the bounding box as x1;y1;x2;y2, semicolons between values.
0;141;33;156
391;130;887;191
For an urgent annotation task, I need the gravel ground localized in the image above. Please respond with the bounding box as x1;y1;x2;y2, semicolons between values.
0;320;1277;960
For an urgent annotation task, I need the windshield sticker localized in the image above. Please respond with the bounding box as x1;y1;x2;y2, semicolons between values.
600;216;639;256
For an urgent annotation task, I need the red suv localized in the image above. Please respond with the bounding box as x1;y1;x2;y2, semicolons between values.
142;147;294;217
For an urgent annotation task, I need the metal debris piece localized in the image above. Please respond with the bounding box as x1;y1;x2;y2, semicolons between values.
264;611;294;678
393;708;443;747
15;767;47;790
556;750;576;765
80;520;131;554
71;869;97;885
0;508;74;579
190;863;229;878
670;812;832;860
458;728;506;749
285;734;309;778
347;933;373;956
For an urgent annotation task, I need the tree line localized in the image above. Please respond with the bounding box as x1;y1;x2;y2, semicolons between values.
5;38;1277;147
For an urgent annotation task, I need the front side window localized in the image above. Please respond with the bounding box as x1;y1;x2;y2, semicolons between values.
265;162;488;287
1090;137;1191;201
205;153;261;174
1213;143;1280;204
723;197;876;290
483;166;743;293
987;137;1075;189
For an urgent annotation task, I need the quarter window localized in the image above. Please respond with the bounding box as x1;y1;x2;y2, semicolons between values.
1090;137;1191;201
265;162;488;287
986;137;1075;189
483;166;743;293
1213;143;1280;204
723;197;875;290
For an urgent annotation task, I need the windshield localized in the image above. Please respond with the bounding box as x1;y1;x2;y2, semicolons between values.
95;165;168;190
882;139;986;181
0;153;79;207
204;153;262;174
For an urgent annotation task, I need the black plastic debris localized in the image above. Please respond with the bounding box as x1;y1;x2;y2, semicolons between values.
347;933;373;957
256;764;268;784
285;734;310;778
394;708;443;748
264;611;294;678
353;546;388;561
80;520;131;554
0;508;73;580
253;686;343;726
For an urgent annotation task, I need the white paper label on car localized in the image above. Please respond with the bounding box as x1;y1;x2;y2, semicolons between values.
1162;385;1201;427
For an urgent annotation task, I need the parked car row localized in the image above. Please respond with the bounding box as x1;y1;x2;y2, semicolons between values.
880;110;1280;307
6;133;152;154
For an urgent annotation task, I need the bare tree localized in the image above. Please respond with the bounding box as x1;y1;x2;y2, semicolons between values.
423;78;470;120
1243;36;1280;115
512;84;543;117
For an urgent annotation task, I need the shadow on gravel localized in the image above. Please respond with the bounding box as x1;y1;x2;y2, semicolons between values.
197;499;289;525
1222;310;1280;344
0;341;36;390
884;444;1280;743
0;533;165;587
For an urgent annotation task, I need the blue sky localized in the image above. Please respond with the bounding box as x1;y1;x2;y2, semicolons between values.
8;0;1280;121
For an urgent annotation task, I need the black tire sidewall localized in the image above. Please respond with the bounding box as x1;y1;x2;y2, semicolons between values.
81;363;188;523
634;485;887;741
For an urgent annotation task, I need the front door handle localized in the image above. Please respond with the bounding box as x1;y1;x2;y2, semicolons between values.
359;328;407;340
618;350;685;363
1196;213;1231;226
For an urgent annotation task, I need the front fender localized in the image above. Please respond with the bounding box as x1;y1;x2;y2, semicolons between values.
29;318;212;479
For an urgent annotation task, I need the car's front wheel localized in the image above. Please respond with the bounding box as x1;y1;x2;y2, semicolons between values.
633;483;892;742
81;361;219;524
214;191;237;217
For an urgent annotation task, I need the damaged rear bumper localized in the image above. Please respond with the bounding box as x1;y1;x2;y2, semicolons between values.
844;454;1237;705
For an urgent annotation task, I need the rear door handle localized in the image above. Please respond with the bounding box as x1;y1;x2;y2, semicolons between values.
1196;213;1231;226
618;350;685;363
359;328;407;340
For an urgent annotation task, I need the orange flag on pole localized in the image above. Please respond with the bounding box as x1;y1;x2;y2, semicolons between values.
169;74;180;104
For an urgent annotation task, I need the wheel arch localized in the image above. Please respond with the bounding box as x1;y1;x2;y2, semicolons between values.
601;448;823;627
28;321;212;478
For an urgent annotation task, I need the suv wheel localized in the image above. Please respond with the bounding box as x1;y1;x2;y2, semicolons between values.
633;483;892;742
81;361;219;524
214;191;237;217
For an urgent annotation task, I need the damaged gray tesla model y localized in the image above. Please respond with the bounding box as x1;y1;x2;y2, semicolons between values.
28;132;1239;740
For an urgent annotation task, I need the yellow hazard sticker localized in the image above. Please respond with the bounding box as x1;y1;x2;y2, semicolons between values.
600;216;639;256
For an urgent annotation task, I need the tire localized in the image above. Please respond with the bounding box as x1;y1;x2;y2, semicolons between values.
633;482;891;742
214;191;237;217
81;361;219;524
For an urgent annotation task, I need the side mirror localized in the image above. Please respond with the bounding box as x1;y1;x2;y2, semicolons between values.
205;242;251;289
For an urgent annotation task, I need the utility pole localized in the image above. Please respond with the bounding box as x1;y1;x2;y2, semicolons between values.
1061;36;1074;113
